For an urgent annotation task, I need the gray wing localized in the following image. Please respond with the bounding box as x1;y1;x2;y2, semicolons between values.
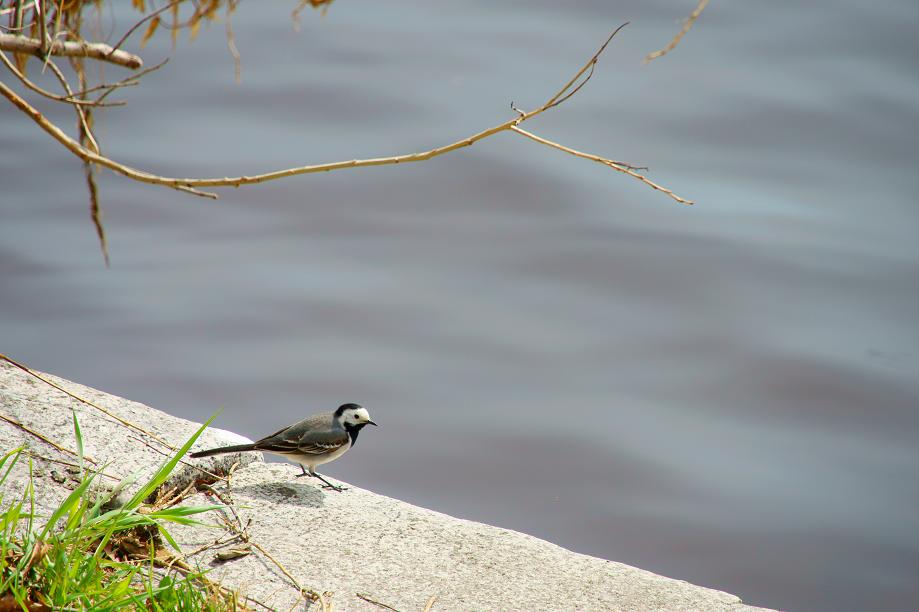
295;428;350;455
254;412;348;456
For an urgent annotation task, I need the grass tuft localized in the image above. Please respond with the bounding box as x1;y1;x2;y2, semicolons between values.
0;414;243;611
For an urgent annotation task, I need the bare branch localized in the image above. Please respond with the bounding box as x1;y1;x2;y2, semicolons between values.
543;22;628;110
37;0;48;56
0;352;173;450
86;163;109;266
0;48;124;106
174;184;219;199
0;78;219;198
12;1;26;34
0;32;143;69
64;58;169;100
0;25;691;206
107;0;182;57
510;126;693;205
45;57;99;154
644;0;709;63
0;412;90;461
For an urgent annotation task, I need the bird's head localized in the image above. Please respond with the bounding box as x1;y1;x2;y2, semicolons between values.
335;403;377;428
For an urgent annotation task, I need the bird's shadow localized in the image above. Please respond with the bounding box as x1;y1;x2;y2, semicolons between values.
232;480;325;508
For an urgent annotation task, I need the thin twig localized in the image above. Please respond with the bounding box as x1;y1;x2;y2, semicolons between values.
422;596;437;612
0;48;124;106
45;57;99;153
356;593;400;611
62;52;110;265
176;531;245;563
13;1;24;34
199;480;327;609
107;0;182;57
86;163;109;265
37;0;48;56
153;480;197;510
127;434;227;483
148;558;261;611
644;0;710;63
0;413;93;462
0;81;219;197
510;126;693;205
200;483;245;528
24;450;120;480
63;58;168;100
1;354;229;481
543;23;628;109
249;540;323;605
0;353;174;448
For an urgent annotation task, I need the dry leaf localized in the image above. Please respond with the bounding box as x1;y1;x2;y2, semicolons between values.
140;16;160;48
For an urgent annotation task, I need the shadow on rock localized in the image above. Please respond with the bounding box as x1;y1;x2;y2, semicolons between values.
232;481;325;507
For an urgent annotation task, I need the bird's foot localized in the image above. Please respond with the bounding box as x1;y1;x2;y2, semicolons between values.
312;472;347;492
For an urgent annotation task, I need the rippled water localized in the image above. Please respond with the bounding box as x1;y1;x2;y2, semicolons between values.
2;1;918;610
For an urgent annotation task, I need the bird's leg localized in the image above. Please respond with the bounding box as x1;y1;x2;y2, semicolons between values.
312;471;347;492
293;464;346;491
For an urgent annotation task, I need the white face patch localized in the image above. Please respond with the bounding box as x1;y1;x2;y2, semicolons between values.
344;407;372;425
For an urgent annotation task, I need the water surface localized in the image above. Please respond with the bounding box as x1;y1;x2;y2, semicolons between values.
2;1;918;610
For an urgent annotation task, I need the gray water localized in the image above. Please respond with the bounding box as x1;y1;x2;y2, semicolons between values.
2;1;919;610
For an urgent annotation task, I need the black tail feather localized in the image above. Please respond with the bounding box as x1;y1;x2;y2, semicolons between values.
189;443;256;458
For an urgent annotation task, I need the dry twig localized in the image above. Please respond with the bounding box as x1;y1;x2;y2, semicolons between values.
198;479;329;610
0;413;91;461
45;58;99;154
510;126;692;205
0;32;143;69
127;434;228;483
107;0;183;57
356;593;400;611
644;0;710;63
0;49;123;106
24;450;122;481
0;353;173;448
250;540;325;607
62;59;169;100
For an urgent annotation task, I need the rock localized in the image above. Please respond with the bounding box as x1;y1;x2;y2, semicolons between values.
0;360;774;611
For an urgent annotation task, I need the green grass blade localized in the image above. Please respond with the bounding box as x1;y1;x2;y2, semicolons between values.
123;412;219;510
26;458;35;535
157;522;179;550
39;471;97;539
0;447;24;490
150;504;222;522
72;409;85;477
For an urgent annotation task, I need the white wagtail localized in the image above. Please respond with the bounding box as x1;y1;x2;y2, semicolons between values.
190;403;377;491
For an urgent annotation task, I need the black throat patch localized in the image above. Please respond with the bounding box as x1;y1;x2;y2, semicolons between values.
344;422;367;447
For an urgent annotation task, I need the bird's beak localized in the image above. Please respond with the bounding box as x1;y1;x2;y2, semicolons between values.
367;420;378;426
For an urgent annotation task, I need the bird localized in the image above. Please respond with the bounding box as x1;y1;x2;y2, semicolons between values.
190;403;377;492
